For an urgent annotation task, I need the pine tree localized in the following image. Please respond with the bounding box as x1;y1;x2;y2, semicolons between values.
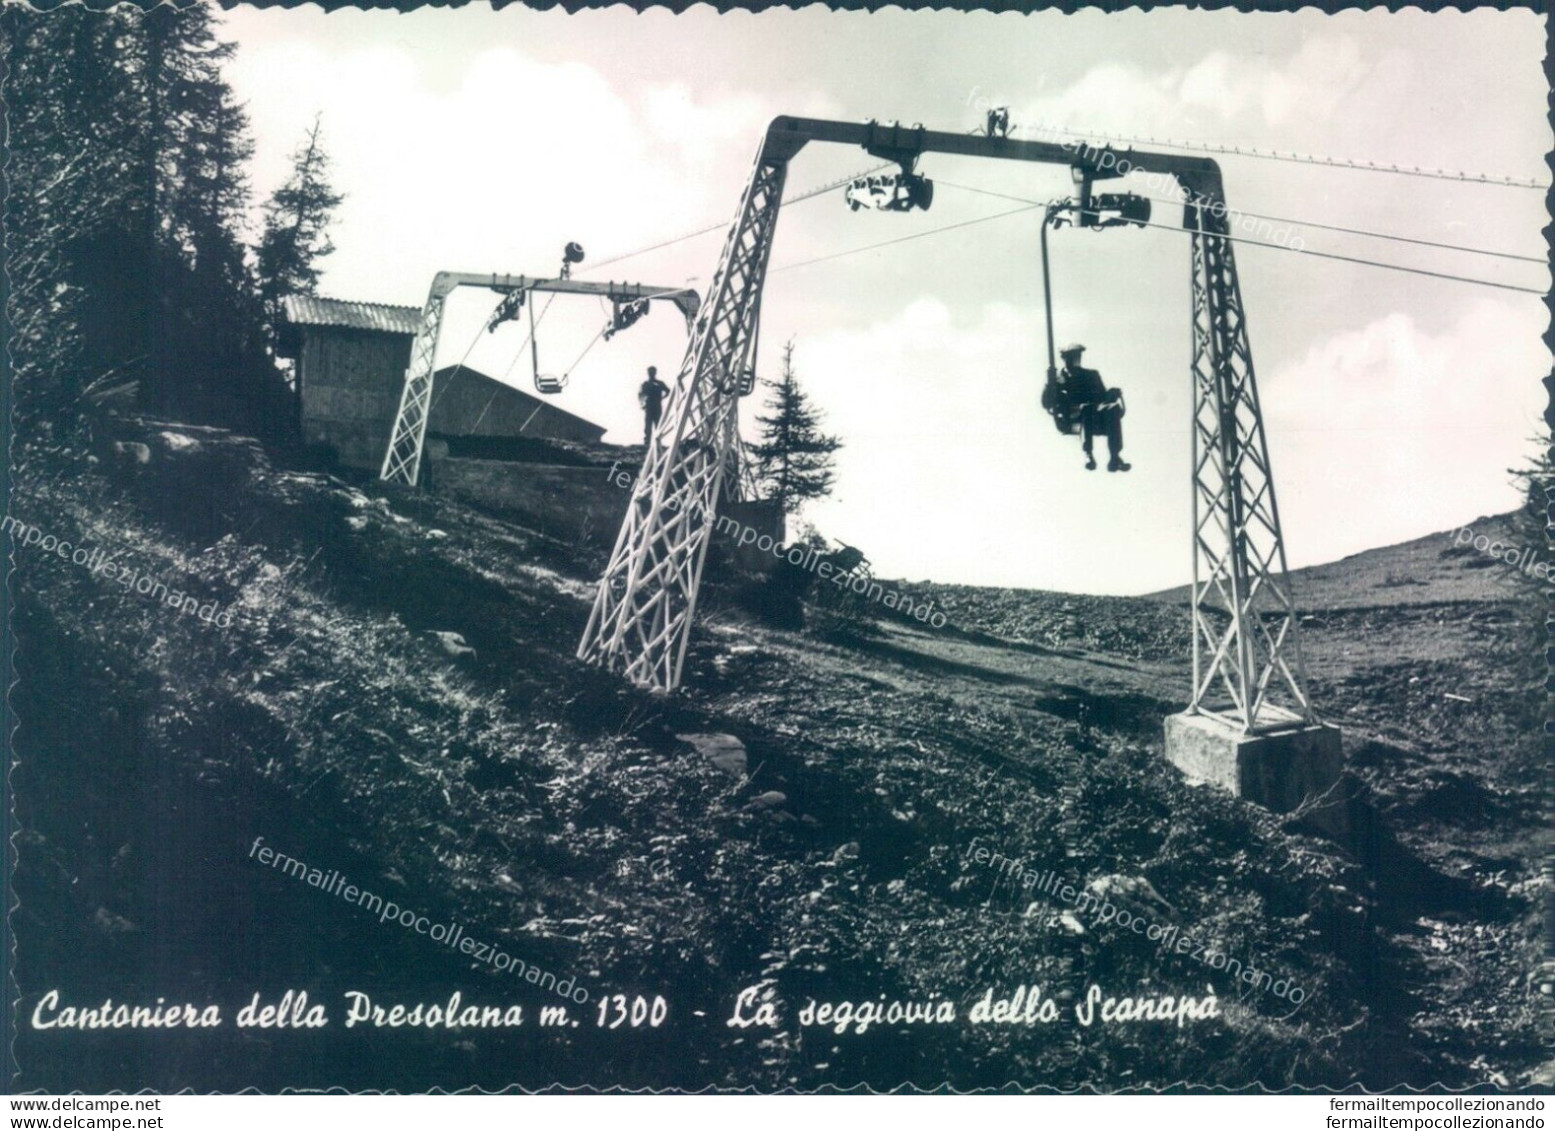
4;4;285;440
257;116;344;334
1508;428;1552;557
131;5;270;415
1501;428;1550;747
3;6;147;435
749;340;842;519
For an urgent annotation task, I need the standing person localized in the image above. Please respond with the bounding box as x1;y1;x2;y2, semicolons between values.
638;366;670;449
1056;343;1129;472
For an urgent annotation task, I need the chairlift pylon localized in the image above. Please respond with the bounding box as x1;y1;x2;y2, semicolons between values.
716;288;762;397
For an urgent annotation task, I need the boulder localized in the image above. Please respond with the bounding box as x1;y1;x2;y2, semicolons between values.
92;906;138;936
428;630;476;659
677;733;749;777
107;441;152;476
1085;874;1176;920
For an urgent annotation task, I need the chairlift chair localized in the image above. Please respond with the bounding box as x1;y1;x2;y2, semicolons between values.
528;292;567;395
1038;195;1141;435
1038;202;1075;434
844;171;933;213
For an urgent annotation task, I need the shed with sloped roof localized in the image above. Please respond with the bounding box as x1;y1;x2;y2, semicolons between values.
277;295;422;470
278;294;605;471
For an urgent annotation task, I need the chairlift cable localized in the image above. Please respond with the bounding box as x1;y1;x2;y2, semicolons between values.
1023;122;1546;190
563;321;613;380
528;291;544;389
769;201;1047;274
425;292;512;422
474;282;701;434
575;130;1541;287
580;225;726;275
472;284;695;434
942;178;1543;266
459;291;562;436
930;180;1546;296
497;291;559;384
1121;192;1542;264
579;163;896;274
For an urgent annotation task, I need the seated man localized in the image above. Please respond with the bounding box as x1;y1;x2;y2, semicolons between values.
1056;342;1129;472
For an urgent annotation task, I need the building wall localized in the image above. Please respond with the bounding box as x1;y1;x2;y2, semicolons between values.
296;327;606;471
427;368;605;445
714;500;789;574
427;450;784;571
428;455;629;547
299;327;414;470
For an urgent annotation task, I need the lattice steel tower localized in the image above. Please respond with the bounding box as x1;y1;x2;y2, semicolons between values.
580;116;1327;753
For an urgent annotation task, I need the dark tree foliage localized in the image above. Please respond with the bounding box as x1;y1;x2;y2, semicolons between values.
257;116;344;335
4;4;291;446
6;7;142;435
748;340;842;518
1501;429;1549;753
1508;430;1552;552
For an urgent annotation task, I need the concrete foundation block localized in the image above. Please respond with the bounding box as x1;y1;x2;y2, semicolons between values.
1164;711;1347;835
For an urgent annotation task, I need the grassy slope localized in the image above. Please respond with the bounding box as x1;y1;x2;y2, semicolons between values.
10;424;1547;1092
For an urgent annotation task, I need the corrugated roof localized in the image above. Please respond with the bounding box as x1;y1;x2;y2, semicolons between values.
430;365;603;435
281;294;422;336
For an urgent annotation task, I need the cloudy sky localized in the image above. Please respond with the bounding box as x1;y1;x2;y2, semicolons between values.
222;4;1549;594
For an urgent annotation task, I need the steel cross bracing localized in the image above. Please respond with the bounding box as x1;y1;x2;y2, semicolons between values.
577;115;1319;734
1187;204;1316;732
578;145;788;688
381;290;448;486
380;272;700;487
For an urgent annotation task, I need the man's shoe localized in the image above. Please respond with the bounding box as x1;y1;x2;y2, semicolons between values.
1108;457;1131;473
1085;454;1097;471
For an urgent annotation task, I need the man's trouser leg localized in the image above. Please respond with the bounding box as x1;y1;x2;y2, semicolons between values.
1080;406;1099;455
1103;409;1122;457
644;407;661;448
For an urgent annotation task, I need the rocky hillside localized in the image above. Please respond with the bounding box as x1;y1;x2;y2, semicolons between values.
10;418;1548;1092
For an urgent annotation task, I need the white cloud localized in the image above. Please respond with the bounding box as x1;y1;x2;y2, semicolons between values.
1012;35;1372;138
773;293;1547;594
227;38;789;306
1264;297;1547;562
221;9;1547;595
642;84;771;170
792;297;1188;593
1256;36;1369;126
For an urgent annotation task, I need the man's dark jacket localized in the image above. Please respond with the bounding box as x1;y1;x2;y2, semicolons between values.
1057;364;1108;408
639;378;670;409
